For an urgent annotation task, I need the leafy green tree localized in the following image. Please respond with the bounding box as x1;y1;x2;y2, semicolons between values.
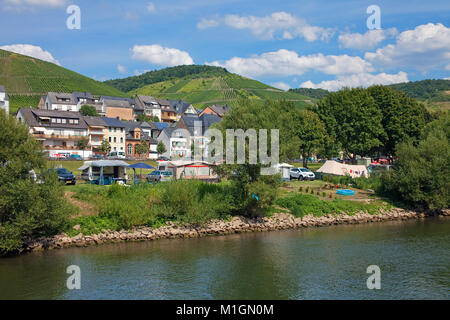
317;88;386;162
99;139;111;156
79;105;99;116
152;116;160;122
157;141;167;155
381;113;449;211
135;139;148;159
0;112;70;255
294;110;328;168
368;85;430;157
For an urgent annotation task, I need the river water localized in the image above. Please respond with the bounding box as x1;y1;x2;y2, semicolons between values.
0;218;449;300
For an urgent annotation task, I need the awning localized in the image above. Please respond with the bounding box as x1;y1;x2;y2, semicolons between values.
78;160;130;170
128;163;155;169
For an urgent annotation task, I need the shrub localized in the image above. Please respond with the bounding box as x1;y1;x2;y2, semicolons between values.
0;113;72;255
381;115;450;210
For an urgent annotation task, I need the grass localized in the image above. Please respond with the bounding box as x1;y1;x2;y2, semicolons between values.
276;193;391;218
129;74;313;110
0;48;127;114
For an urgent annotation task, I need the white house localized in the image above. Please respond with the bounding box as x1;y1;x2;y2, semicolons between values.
44;92;78;111
0;85;9;114
16;108;92;158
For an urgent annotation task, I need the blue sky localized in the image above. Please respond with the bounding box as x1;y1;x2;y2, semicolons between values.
1;0;449;90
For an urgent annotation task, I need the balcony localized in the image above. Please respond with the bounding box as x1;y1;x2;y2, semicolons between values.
33;134;86;140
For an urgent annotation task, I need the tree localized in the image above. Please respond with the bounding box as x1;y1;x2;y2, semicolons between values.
76;137;89;159
0;112;70;255
381;113;449;211
294;110;327;168
79;105;98;116
152;116;160;122
367;85;430;157
135;139;148;159
99;139;111;156
317;88;386;162
157;141;167;156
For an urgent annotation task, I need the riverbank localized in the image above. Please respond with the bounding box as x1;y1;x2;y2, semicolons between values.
21;208;450;254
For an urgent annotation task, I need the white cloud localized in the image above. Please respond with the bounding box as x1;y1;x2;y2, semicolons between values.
197;18;220;30
270;82;290;91
207;49;373;78
146;2;155;13
131;44;194;67
443;77;450;80
0;44;60;65
365;23;450;71
300;72;408;91
445;64;450;71
199;12;334;42
117;64;127;74
338;28;398;50
3;0;66;10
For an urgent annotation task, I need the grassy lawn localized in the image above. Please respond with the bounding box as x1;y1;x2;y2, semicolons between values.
289;162;322;171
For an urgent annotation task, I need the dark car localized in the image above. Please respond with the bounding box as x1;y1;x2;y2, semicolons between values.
157;156;170;161
49;168;76;185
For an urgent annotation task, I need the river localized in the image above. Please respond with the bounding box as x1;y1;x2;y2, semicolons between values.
0;218;449;300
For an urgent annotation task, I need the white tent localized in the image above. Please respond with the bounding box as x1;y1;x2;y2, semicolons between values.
317;160;368;178
275;163;294;180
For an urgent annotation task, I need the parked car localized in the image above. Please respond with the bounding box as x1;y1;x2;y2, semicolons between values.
290;167;315;181
49;168;76;185
68;154;82;160
157;156;170;161
107;151;126;159
146;170;173;183
91;154;103;160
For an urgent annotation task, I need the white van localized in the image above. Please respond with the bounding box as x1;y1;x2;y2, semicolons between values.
108;151;126;159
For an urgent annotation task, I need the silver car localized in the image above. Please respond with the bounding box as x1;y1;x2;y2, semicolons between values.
290;167;315;181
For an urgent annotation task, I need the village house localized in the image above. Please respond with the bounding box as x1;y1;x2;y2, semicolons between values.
169;99;198;120
73;92;104;115
102;117;126;153
42;92;78;111
83;116;107;155
134;95;162;121
157;99;178;123
16;108;91;158
176;113;221;158
101;98;134;121
157;126;189;159
0;85;9;114
199;104;231;118
122;121;158;159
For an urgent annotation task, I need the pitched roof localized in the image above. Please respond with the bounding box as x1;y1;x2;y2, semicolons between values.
72;92;93;101
135;95;160;110
100;96;136;106
200;113;221;129
154;122;169;131
47;92;77;105
103;99;132;108
18;108;88;129
208;104;231;117
168;99;192;115
102;116;127;127
83;116;106;127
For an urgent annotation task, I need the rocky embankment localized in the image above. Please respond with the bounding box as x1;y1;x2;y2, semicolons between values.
23;208;450;253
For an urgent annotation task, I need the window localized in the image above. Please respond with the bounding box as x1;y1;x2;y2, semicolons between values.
74;119;79;124
113;137;117;143
127;144;132;155
109;126;111;131
51;118;56;123
61;119;66;124
108;137;111;142
120;128;123;133
114;147;117;151
120;137;123;143
56;118;61;123
114;127;117;132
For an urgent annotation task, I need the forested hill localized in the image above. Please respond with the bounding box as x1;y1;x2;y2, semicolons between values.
105;65;315;110
288;88;330;99
104;65;229;93
387;79;450;101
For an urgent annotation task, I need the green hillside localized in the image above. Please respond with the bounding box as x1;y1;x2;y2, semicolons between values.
108;65;315;110
0;49;127;114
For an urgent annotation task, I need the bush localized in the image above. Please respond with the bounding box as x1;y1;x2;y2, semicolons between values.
381;115;450;211
0;113;72;255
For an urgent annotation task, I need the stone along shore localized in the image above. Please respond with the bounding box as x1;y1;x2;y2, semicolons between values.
23;208;450;253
